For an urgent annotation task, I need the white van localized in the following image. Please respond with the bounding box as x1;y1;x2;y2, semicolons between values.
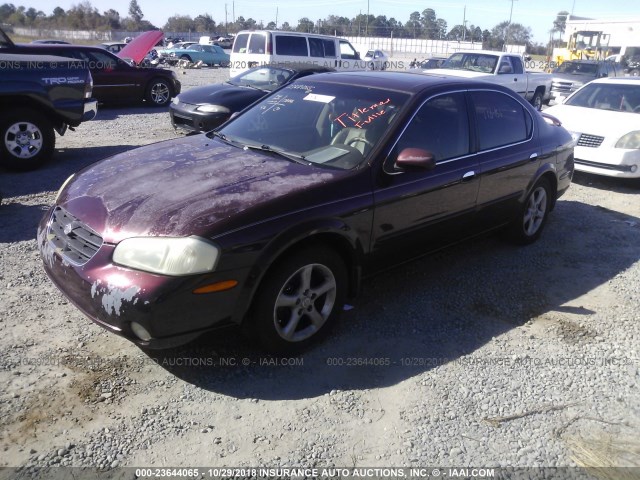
230;30;364;76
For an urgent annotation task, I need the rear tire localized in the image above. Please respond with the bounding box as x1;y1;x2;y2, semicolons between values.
507;178;552;245
0;109;55;171
248;246;347;354
531;91;543;111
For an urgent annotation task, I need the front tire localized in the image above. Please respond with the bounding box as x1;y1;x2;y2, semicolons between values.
249;246;347;354
0;109;55;171
507;178;552;245
146;78;172;106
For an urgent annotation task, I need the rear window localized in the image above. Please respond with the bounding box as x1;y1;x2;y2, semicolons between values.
232;33;249;53
275;35;308;56
248;34;266;54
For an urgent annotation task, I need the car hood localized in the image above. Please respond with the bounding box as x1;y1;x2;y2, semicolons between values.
551;73;595;83
544;104;640;140
118;30;164;64
177;82;263;106
59;136;341;243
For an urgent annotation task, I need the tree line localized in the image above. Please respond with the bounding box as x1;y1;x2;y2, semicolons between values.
0;1;569;52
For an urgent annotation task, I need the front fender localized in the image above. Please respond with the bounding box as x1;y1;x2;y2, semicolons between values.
226;216;369;324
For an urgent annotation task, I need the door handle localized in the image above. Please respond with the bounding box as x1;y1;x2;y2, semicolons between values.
462;171;476;182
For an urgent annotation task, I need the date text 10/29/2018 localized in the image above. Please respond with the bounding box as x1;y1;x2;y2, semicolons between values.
134;467;497;478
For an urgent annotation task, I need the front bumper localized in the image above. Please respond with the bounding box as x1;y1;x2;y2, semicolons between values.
574;145;640;178
37;208;248;349
169;103;229;133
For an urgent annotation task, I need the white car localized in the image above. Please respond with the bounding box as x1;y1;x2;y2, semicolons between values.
545;77;640;178
364;49;389;70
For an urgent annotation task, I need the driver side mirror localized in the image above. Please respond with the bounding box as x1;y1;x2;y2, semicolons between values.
395;148;436;171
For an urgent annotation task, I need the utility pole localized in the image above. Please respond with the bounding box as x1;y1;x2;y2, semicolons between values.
275;7;278;29
225;4;228;34
462;5;466;41
366;0;369;36
506;0;518;51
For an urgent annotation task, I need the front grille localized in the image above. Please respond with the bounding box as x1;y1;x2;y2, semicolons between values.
47;207;103;265
552;81;574;94
576;134;604;148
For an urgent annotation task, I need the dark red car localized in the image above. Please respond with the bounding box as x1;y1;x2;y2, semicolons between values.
2;33;180;106
38;72;574;353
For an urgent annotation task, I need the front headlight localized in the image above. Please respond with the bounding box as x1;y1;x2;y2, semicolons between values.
615;131;640;149
113;236;219;276
196;104;230;113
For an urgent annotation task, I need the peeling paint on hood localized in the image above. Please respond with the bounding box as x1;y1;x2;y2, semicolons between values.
59;135;341;243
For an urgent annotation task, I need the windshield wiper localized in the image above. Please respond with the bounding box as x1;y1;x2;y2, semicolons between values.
243;143;309;165
209;130;242;147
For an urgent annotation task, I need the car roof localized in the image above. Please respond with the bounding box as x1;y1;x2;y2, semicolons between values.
562;59;604;64
450;50;513;56
300;70;507;94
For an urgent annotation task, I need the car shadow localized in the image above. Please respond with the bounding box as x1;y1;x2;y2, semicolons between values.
0;202;53;243
0;145;135;199
94;105;170;120
572;171;640;193
141;200;640;400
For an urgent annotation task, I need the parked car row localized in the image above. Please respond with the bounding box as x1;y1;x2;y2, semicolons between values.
5;29;637;355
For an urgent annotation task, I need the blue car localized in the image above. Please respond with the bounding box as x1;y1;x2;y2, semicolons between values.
170;44;230;66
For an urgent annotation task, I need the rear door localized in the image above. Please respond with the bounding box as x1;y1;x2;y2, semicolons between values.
470;89;540;223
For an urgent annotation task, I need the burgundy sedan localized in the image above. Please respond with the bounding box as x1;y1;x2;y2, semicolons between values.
38;72;574;353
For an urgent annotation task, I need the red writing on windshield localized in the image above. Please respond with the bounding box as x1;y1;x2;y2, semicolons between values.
334;98;391;129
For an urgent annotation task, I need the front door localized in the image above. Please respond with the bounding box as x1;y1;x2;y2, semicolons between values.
370;91;480;272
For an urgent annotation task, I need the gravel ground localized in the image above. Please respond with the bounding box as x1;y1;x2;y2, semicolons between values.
0;65;639;476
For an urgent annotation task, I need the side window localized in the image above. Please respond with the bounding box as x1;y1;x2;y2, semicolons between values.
511;56;524;74
248;34;266;54
275;35;308;56
308;38;324;58
309;38;336;58
323;39;336;58
233;33;249;53
498;56;514;74
470;91;532;151
392;92;470;165
88;51;117;69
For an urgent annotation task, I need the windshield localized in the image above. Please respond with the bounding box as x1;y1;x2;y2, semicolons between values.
442;53;498;73
218;80;410;170
229;67;295;92
553;61;598;76
566;83;640;113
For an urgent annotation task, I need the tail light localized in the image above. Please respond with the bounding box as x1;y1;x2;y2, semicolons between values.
85;71;94;99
